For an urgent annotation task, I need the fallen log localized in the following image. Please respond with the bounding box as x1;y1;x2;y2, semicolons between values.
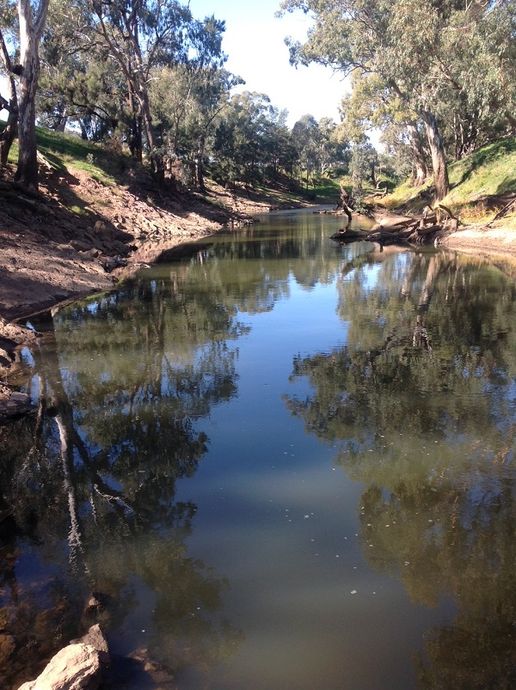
366;230;411;246
413;223;442;235
330;228;369;242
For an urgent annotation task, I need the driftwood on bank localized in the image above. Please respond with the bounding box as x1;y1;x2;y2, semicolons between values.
330;204;460;248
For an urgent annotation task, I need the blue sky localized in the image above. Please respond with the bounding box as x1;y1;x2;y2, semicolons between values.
188;0;349;125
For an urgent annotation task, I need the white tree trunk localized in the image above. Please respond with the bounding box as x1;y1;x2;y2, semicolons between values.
14;0;49;190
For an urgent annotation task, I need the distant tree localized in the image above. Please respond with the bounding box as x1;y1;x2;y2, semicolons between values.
149;16;232;189
212;91;289;185
292;114;348;185
350;139;378;192
292;114;320;185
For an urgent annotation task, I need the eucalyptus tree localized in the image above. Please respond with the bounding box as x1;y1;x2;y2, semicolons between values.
86;0;193;176
149;16;233;189
38;0;125;139
292;113;347;185
341;72;428;186
292;114;320;185
0;0;49;188
0;2;18;165
281;0;514;200
16;0;50;189
212;91;291;185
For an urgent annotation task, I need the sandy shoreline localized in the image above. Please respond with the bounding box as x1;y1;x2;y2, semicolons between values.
440;225;516;257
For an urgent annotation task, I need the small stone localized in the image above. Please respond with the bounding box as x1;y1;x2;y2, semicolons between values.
10;391;29;402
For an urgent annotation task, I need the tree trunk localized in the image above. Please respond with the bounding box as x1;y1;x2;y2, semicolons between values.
420;110;449;201
127;81;143;162
406;121;427;187
0;30;18;166
195;138;206;191
79;118;89;140
370;161;377;187
54;114;67;132
137;78;164;181
14;0;50;191
15;39;39;189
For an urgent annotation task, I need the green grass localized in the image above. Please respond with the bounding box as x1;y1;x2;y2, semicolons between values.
6;125;130;185
305;176;341;202
380;137;516;221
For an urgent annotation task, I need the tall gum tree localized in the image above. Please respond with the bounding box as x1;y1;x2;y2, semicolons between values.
340;73;429;187
0;25;18;166
15;0;50;190
89;0;193;179
279;0;483;200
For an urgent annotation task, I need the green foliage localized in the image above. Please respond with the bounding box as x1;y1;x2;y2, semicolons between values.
282;0;515;197
211;91;292;185
292;114;349;183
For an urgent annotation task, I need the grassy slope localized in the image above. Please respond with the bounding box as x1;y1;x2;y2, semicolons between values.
7;126;341;207
379;137;516;225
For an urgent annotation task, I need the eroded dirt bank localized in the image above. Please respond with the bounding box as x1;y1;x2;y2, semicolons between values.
0;165;299;418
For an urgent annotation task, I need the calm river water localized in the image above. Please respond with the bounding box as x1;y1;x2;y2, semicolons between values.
1;209;515;689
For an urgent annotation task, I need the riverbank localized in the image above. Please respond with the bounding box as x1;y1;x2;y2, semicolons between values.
370;207;516;255
0;157;332;419
2;167;515;422
0;175;300;323
440;222;516;257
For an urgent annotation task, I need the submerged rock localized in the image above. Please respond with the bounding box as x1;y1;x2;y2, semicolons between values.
0;384;33;422
18;644;101;690
17;625;109;690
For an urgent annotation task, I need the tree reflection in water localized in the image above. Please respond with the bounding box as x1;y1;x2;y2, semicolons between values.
0;278;246;689
285;250;516;690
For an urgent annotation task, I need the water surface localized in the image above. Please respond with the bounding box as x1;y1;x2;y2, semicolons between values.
1;210;515;689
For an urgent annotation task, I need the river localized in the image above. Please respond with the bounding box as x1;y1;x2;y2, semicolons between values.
1;209;515;689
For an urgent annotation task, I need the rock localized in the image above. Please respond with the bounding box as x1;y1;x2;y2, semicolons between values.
70;240;92;253
93;220;107;234
0;347;12;367
0;386;33;420
71;625;109;663
83;596;101;618
100;256;128;273
17;643;102;690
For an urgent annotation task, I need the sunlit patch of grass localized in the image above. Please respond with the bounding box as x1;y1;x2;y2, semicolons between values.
33;127;132;185
380;137;516;219
68;204;86;215
379;178;432;209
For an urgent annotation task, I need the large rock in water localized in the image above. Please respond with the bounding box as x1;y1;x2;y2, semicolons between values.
18;625;109;690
